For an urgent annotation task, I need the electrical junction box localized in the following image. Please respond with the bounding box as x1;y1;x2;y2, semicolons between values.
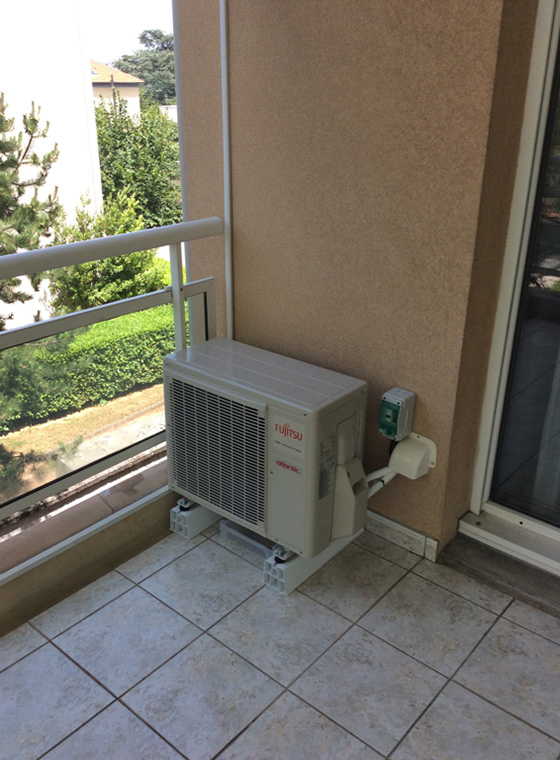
379;387;416;441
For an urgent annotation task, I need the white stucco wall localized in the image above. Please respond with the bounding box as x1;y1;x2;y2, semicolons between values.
1;0;103;221
92;86;142;120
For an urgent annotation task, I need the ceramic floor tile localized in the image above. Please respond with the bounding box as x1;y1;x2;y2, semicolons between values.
123;634;282;760
219;692;384;760
504;599;560;645
140;540;264;629
0;623;46;672
455;617;560;739
360;573;496;676
117;532;206;582
210;529;270;568
0;643;112;760
31;570;134;638
392;681;560;760
354;530;422;570
411;558;512;614
55;586;200;695
43;702;184;759
210;587;350;685
201;522;220;537
299;543;407;621
291;625;446;756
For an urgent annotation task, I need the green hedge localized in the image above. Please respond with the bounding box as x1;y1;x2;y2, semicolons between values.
1;304;178;432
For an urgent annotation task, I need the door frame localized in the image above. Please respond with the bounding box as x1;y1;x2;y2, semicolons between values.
461;0;560;575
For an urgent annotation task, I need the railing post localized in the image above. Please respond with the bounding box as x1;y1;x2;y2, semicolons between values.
169;242;187;351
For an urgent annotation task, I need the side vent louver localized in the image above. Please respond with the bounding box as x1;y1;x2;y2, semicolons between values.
166;377;267;528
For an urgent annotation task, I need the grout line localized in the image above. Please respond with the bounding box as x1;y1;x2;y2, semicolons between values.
0;634;49;674
352;622;453;680
407;565;513;615
278;621;354;689
48;636;121;699
114;700;190;759
444;606;560;744
286;678;386;757
205;596;356;692
34;700;119;760
138;563;265;632
28;580;137;640
210;691;290;759
131;580;209;627
296;559;410;625
204;628;286;689
501;613;560;648
384;676;450;759
450;679;560;746
350;585;516;755
117;533;209;584
115;627;207;702
381;609;495;760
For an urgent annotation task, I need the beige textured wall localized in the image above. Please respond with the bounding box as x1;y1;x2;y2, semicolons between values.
179;0;537;544
177;0;228;331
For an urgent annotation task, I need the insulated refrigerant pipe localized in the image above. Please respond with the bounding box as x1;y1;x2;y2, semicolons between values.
365;466;393;483
367;470;397;499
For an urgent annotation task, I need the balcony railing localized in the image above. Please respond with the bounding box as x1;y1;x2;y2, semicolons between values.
0;217;223;523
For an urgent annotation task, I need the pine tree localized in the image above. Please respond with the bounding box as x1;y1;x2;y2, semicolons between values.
0;93;63;329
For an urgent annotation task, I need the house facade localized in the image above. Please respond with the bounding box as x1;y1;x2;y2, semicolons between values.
0;0;103;219
91;61;144;119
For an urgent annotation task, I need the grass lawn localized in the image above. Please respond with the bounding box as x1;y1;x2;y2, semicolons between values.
0;384;164;457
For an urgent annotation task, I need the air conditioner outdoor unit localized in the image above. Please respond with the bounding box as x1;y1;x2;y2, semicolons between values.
164;337;368;559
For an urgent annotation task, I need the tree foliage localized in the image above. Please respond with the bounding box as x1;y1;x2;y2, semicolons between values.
0;305;174;434
113;29;175;105
0;332;79;433
49;192;169;313
0;443;51;502
0;93;63;329
95;94;181;229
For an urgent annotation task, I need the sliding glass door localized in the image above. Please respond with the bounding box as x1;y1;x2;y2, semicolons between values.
491;42;560;527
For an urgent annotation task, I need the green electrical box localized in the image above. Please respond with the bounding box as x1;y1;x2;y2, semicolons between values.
378;388;416;441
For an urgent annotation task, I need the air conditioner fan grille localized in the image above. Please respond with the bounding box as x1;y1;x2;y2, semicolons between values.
166;378;266;528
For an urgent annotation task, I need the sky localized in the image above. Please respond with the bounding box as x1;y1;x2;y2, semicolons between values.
78;0;174;65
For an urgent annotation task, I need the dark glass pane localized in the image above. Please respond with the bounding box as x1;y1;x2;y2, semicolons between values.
491;54;560;526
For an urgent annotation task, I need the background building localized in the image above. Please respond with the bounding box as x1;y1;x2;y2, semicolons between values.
91;61;144;119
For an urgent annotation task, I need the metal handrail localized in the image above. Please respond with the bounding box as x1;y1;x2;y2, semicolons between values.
0;217;223;279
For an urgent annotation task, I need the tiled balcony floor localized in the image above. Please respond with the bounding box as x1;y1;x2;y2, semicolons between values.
2;525;560;760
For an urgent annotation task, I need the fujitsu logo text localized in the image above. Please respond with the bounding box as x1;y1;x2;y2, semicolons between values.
274;422;303;441
276;460;300;473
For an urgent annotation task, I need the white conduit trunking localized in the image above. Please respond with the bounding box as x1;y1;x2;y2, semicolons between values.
220;0;234;339
171;0;234;340
365;433;438;498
